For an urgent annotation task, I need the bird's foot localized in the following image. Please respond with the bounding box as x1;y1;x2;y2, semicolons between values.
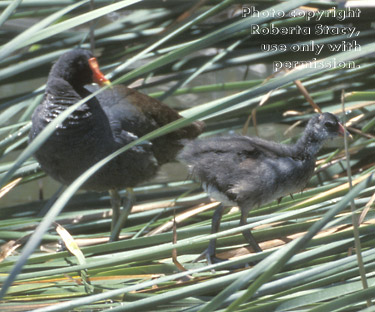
193;248;225;272
194;249;254;271
194;248;225;264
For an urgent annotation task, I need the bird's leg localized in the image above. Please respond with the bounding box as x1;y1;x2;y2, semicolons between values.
240;211;262;253
109;188;135;241
109;189;121;234
195;204;226;265
37;185;64;217
207;203;226;264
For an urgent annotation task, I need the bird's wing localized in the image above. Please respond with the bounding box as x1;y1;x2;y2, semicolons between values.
179;135;259;182
179;135;295;162
90;85;203;138
179;136;261;202
246;136;298;159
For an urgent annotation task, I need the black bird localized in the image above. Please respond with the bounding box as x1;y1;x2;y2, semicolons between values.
179;113;346;264
29;49;204;240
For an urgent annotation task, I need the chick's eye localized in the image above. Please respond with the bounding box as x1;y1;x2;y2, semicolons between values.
324;121;336;129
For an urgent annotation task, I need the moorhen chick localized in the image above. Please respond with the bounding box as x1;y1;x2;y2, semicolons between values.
179;113;346;264
29;49;204;240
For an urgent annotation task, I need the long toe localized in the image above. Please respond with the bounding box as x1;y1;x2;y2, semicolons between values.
193;248;224;264
242;229;262;253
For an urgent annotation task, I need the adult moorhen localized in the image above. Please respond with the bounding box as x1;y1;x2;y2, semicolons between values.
29;49;204;240
179;112;346;264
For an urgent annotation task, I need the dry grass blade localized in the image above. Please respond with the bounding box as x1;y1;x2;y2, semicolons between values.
359;186;375;225
172;0;210;25
242;108;256;136
293;79;322;113
347;126;375;139
55;223;94;293
0;177;22;199
147;202;220;236
1;241;22;263
0;234;31;263
332;101;375;115
341;90;370;307
242;72;281;135
284;119;303;136
172;213;192;278
283;173;372;211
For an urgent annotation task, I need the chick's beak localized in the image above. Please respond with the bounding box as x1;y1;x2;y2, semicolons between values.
338;122;353;139
88;57;111;86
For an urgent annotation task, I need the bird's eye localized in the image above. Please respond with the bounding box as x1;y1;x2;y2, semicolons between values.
324;121;336;129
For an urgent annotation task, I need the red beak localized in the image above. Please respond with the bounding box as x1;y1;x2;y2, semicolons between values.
88;57;110;86
338;122;353;139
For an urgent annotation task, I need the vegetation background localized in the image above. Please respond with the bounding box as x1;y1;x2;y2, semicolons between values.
0;0;374;311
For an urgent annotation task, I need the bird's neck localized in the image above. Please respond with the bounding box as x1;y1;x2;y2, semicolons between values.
42;78;94;131
45;76;91;109
295;132;323;159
